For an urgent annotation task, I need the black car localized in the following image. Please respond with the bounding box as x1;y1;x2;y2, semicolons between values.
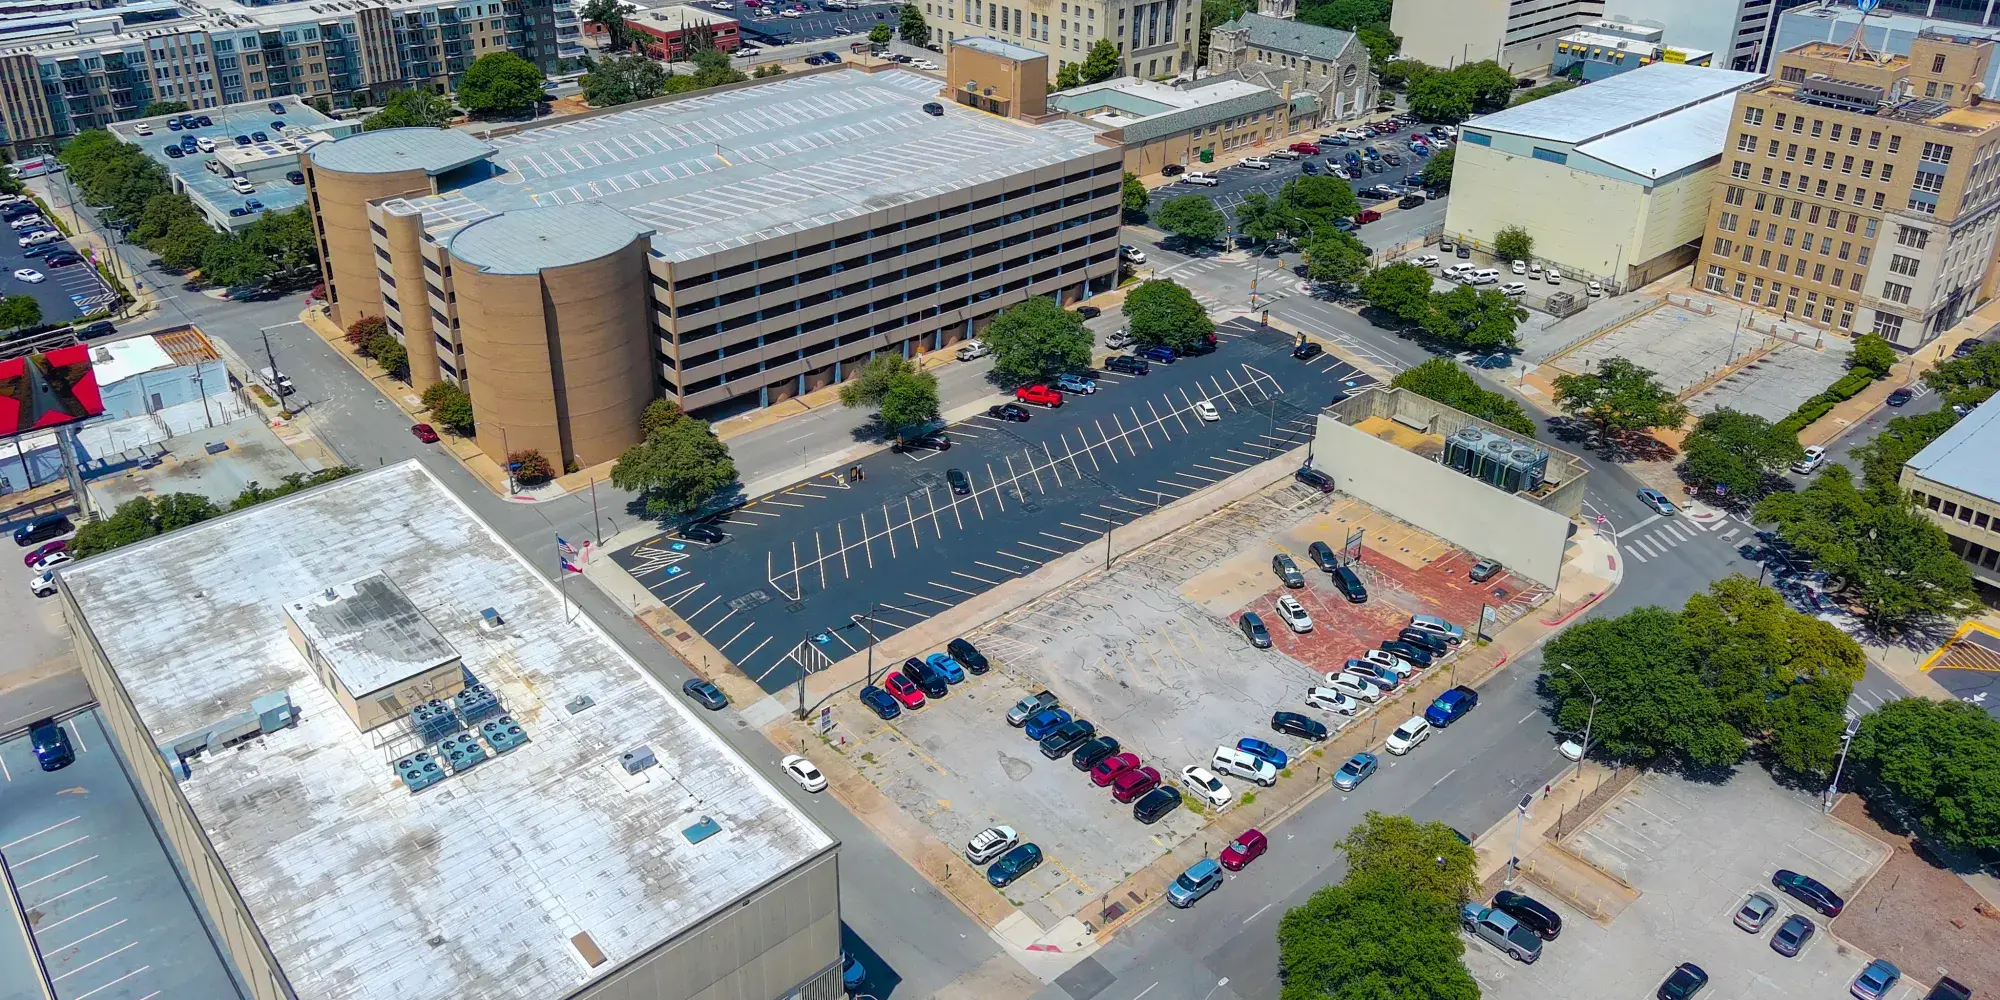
947;637;989;674
681;678;729;710
251;131;268;142
1398;627;1451;654
1039;719;1096;759
1307;540;1339;573
164;145;186;158
1271;711;1328;741
269;101;286;114
1292;341;1324;361
1771;869;1844;916
1133;786;1183;824
1240;612;1272;648
1492;890;1562;940
1398;194;1426;209
1926;977;1973;1000
1381;639;1433;666
679;521;726;544
1331;565;1367;602
271;120;286;130
922;101;945;116
1077;305;1101;318
1658;963;1709;1000
946;468;971;495
29;717;74;771
1886;387;1914;406
45;253;83;268
287;170;306;185
1456;245;1472;258
901;657;949;699
1071;735;1121;770
987;402;1031;421
234;134;251;146
1272;553;1305;588
892;431;951;452
78;320;117;338
1954;337;1984;358
196;115;213;126
1104;355;1150;375
1161;164;1186;176
14;513;71;546
1296;466;1335;492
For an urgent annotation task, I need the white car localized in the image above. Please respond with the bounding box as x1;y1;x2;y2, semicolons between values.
712;1;733;7
1304;686;1359;715
29;571;56;597
10;215;45;229
1500;282;1527;297
1792;444;1827;475
196;137;216;152
12;268;42;283
912;58;939;69
1545;267;1563;284
965;824;1019;864
19;230;60;247
1273;595;1312;632
1328;674;1382;703
28;550;70;571
956;339;990;361
1361;648;1412;676
781;8;801;15
780;754;827;792
1384;716;1431;755
1193;400;1220;422
1410;254;1439;267
229;177;254;194
1587;280;1604;297
1511;260;1526;275
1559;739;1584;761
1179;765;1234;808
1266;148;1301;160
1331;165;1351;179
1239;157;1273;169
1528;261;1543;275
135;122;154;136
1119;244;1148;264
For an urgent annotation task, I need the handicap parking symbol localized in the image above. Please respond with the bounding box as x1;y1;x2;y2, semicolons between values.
670;542;687;551
812;632;833;646
666;565;684;576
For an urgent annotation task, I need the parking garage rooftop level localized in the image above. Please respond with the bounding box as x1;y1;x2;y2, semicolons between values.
306;125;499;176
110;97;355;226
57;461;835;1000
447;203;658;274
351;68;1109;263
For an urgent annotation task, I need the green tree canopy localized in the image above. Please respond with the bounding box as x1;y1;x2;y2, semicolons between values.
363;88;456;130
1408;72;1472;123
1850;698;2000;850
1354;23;1400;65
1359;262;1435;326
641;399;686;437
1082;38;1123;82
141;100;191;117
71;493;225;557
1303;228;1370;287
1544;604;1747;768
840;354;923;409
1377;57;1431;90
228;467;358;510
1234;191;1282;244
1390;358;1538;437
581;0;629;49
1122;172;1149;218
0;295;41;332
1455;60;1518;110
1123;279;1213;352
1923;340;2000;408
1511;79;1576;105
1755;465;1980;632
1552;356;1690;436
458;52;546;116
1850;409;1958;490
1338;812;1479;904
1680;408;1804;504
1422;285;1525;351
1154;193;1227;245
611;413;738;517
421;381;476;434
1419;146;1454;191
1271;174;1360;235
982;297;1094;383
509;449;556;486
898;3;931;45
878;369;942;431
582;54;668;107
1493;225;1533;262
1056;62;1083;89
1849;333;1898;378
869;21;893;44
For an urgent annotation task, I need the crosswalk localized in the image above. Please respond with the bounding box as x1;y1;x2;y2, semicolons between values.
1617;512;1747;563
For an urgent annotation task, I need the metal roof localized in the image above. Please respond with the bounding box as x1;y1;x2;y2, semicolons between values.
1214;12;1355;63
1571;87;1739;178
952;35;1046;62
307;126;497;177
447;204;657;275
1907;394;2000;501
1463;63;1762;145
57;461;836;1000
1051;76;1283;145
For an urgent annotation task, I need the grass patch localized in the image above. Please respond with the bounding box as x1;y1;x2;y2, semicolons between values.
1240;792;1257;806
859;752;877;764
1184;799;1206;816
1279;768;1293;779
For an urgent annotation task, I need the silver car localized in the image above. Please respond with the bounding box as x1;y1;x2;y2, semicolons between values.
1733;892;1778;933
965;825;1019;864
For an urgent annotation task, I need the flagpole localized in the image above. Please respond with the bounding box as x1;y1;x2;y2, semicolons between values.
559;537;573;623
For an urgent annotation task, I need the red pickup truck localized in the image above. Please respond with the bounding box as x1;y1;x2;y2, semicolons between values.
1015;384;1064;407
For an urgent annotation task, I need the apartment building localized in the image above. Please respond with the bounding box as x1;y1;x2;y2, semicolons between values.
1903;394;2000;589
922;0;1195;83
1390;0;1606;73
303;66;1123;469
0;0;578;153
1695;33;2000;349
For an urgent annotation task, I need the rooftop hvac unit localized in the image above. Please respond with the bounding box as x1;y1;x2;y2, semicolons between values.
396;750;444;792
411;698;461;742
438;731;488;772
621;745;657;774
1441;426;1549;494
481;715;528;753
454;682;502;724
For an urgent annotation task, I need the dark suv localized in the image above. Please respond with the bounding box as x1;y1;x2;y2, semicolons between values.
1307;540;1339;573
1296;467;1335;492
1133;786;1182;824
1492;890;1562;940
947;637;989;674
30;717;74;771
13;512;72;547
900;657;949;699
1331;565;1367;602
1104;355;1150;375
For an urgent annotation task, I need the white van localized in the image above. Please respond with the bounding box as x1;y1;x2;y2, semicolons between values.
1184;171;1221;187
1469;268;1501;285
1210;746;1278;787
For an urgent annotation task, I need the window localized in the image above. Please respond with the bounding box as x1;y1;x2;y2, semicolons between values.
1831;124;1843;143
1859;244;1873;264
1776;112;1788;130
1718;212;1739;232
1705;264;1727;292
1839;301;1855;329
1934;52;1947;73
1783;227;1797;246
1882;281;1912;304
1890;253;1920;276
1811;119;1823;138
1898;225;1930;249
1759;249;1773;267
1532;147;1567;165
1763;167;1775;184
1737;133;1758;152
1731;160;1750;179
1922;141;1954;164
1754;192;1767;210
1806;148;1819;166
1725;186;1746;206
1813;263;1826;283
1888;134;1902;153
1913;169;1945;194
1743;106;1764;126
1842;155;1854;173
1786;143;1798;161
1873;312;1904;337
1768;138;1781;157
1778;253;1790;271
1882;164;1897;182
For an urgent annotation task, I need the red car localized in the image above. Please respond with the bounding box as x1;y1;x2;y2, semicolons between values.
1289;141;1320;155
1112;765;1162;803
1355;209;1382;224
1091;752;1141;787
884;672;926;709
1015;384;1064;408
411;422;440;443
1220;828;1269;870
22;539;66;567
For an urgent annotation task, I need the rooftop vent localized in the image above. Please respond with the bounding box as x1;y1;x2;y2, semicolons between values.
621;745;656;774
479;606;504;631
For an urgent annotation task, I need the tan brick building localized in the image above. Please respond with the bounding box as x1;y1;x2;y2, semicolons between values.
1696;32;2000;350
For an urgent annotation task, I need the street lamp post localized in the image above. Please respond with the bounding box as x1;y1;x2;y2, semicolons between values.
1824;716;1861;814
1561;662;1598;783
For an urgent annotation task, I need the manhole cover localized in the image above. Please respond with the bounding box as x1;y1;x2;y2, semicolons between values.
728;590;773;612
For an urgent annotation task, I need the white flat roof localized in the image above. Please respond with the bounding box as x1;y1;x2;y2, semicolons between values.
1465;62;1762;145
87;335;176;385
59;461;835;1000
1572;87;1740;178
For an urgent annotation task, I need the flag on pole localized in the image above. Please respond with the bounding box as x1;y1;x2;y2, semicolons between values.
558;537;583;574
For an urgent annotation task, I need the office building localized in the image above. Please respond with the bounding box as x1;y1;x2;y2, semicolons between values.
0;0;580;155
1602;0;1786;70
920;0;1195;83
1553;20;1714;81
1390;0;1606;73
1695;33;2000;348
620;4;741;59
304;66;1122;468
1208;0;1375;122
1777;0;2000;86
1903;394;2000;588
1051;74;1295;173
56;460;843;1000
1444;62;1763;290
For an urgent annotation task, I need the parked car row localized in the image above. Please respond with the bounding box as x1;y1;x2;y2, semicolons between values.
857;638;991;717
16;512;74;598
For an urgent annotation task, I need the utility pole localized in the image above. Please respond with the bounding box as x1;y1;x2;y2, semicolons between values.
1561;663;1598;784
1824;715;1861;814
260;327;291;417
590;477;602;545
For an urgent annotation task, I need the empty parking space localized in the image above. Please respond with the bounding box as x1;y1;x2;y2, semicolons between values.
0;711;241;1000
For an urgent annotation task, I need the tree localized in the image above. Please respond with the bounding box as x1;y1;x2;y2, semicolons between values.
1391;359;1539;437
156;217;218;272
458;52;546;117
1154;193;1226;245
1680;408;1804;504
1082;38;1123;82
1493;225;1533;262
1755;467;1980;632
641;399;686;437
581;0;629;49
422;381;476;434
869;22;893;44
509;449;556;486
1422;285;1525;351
152;493;220;532
1849;333;1898;379
366;333;410;382
1123;279;1213;352
346;315;389;349
363;88;455;130
1056;62;1083;89
200;237;277;289
1850;698;2000;850
1511;79;1576;106
1377;58;1432;90
898;3;931;46
1354;23;1401;66
1552;356;1689;436
1408;72;1472;124
1419;146;1454;192
1121;172;1149;219
753;63;787;78
982;297;1094;382
1923;341;2000;408
1337;812;1479;904
1270;174;1359;236
1303;228;1370;287
611;414;738;516
839;354;923;410
878;370;942;431
0;295;41;332
1851;409;1958;490
1455;60;1518;110
1234;191;1282;244
141;101;191;117
1359;262;1436;326
1543;605;1747;768
70;493;220;557
583;54;669;107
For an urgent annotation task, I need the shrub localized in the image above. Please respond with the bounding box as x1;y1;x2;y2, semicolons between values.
345;315;388;348
421;380;476;434
509;449;555;485
1772;360;1891;436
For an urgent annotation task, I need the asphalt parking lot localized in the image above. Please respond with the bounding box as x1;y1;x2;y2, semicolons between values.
0;218;115;326
1152;134;1438;226
0;711;241;1000
611;319;1380;692
1464;768;1898;1000
699;0;897;46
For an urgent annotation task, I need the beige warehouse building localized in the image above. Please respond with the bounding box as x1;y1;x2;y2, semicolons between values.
305;66;1124;469
56;461;843;1000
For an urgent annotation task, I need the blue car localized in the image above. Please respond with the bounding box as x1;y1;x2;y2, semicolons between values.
1851;960;1899;1000
1142;345;1177;364
1332;751;1377;791
1235;737;1287;770
1054;373;1097;394
1167;857;1225;908
858;684;901;720
1024;708;1072;740
925;651;965;683
841;952;866;990
987;842;1043;887
1424;685;1479;727
30;717;74;771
